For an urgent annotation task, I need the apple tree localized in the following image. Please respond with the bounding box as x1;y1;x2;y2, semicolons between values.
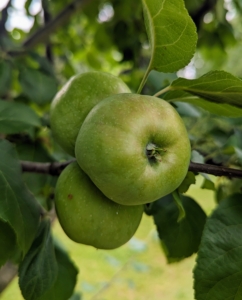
1;0;242;299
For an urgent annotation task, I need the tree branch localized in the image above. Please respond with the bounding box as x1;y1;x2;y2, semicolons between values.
24;0;92;49
20;159;75;176
189;162;242;178
0;0;12;38
0;261;18;294
20;160;242;178
8;0;93;56
42;0;53;63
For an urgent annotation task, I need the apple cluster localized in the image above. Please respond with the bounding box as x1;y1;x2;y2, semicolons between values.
50;71;191;250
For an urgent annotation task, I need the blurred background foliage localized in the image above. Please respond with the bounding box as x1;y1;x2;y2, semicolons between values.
1;0;242;298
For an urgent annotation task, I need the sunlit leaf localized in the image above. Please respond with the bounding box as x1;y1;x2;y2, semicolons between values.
142;0;197;73
164;71;242;115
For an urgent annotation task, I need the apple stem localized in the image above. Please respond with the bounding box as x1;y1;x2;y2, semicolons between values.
146;143;166;162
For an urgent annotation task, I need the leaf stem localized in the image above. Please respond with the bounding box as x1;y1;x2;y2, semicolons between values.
172;190;186;222
153;85;172;97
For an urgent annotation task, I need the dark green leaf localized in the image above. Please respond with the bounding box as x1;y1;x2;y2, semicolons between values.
0;220;16;267
0;60;12;96
19;68;57;105
194;194;242;300
16;142;56;209
69;293;82;300
0;140;40;257
215;178;242;203
165;71;242;113
142;0;197;73
151;194;206;262
38;242;78;300
0;100;41;134
19;219;58;300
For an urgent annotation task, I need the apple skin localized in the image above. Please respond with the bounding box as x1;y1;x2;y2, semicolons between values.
55;162;143;249
50;71;130;156
75;93;191;205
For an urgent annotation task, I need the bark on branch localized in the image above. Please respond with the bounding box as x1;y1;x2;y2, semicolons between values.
8;0;93;56
0;0;12;38
20;160;75;176
0;262;18;294
24;0;92;49
21;160;242;179
189;162;242;178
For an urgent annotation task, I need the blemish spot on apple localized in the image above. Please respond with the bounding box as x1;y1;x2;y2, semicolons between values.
68;194;73;200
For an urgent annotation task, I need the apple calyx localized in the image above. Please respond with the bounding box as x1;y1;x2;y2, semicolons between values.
146;143;166;162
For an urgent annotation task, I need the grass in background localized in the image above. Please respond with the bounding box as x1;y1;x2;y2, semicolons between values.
1;175;216;300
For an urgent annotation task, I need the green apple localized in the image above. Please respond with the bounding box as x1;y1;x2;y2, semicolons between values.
55;162;143;249
75;93;191;205
0;220;16;267
50;71;131;156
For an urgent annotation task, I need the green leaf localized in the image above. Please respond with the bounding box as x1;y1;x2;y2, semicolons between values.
151;194;206;262
0;140;40;258
167;94;242;117
0;220;16;267
69;293;82;300
175;102;201;118
19;68;57;105
165;71;242;114
19;219;58;300
178;171;196;194
201;174;215;191
30;53;55;77
0;100;41;134
16;142;56;210
142;0;197;73
0;60;12;96
24;0;34;16
191;150;204;164
38;242;78;300
194;194;242;300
